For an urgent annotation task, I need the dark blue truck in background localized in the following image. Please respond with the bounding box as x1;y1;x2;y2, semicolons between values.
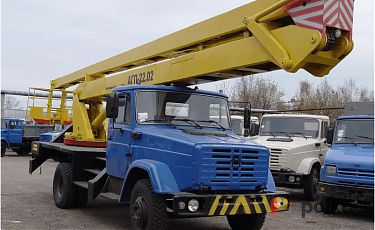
1;118;54;157
319;104;374;213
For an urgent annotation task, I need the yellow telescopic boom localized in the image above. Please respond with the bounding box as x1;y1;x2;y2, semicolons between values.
31;0;354;145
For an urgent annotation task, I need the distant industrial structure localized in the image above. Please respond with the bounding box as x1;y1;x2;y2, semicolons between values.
1;89;73;120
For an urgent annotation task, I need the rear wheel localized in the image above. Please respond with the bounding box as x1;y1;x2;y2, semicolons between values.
129;179;167;230
15;149;24;155
1;146;5;157
304;166;320;201
14;147;30;156
227;214;266;230
320;196;338;214
53;163;76;209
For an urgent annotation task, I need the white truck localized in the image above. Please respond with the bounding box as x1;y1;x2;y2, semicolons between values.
231;115;259;136
253;114;330;200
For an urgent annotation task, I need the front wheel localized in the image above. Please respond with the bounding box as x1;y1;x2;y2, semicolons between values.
320;196;338;214
129;179;167;230
227;214;266;230
304;166;320;201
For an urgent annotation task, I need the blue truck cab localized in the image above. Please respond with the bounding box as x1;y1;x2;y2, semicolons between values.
30;85;289;230
106;85;277;192
1;118;55;157
2;118;26;156
319;115;374;213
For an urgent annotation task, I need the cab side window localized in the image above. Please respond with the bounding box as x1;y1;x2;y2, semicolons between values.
124;96;131;125
9;121;18;129
115;94;131;125
321;121;329;139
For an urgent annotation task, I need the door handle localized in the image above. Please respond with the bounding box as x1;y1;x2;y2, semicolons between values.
315;142;321;147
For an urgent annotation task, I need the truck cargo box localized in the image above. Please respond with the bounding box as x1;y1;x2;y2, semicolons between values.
23;124;55;139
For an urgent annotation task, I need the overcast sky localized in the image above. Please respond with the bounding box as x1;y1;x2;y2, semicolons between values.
2;0;374;106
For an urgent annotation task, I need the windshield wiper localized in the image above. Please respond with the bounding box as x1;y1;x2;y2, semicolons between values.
355;135;374;142
172;118;202;129
339;136;355;143
272;131;291;138
142;119;171;123
196;120;226;131
289;132;307;138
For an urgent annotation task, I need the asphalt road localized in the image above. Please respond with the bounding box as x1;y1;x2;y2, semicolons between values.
1;151;374;230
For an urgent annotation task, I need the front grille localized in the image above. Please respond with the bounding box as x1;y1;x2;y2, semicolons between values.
269;148;288;170
338;168;374;178
336;167;374;186
200;146;269;190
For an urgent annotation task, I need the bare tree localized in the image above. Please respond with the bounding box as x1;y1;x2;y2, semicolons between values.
294;79;374;121
230;76;286;110
294;80;313;110
4;95;21;110
358;88;374;102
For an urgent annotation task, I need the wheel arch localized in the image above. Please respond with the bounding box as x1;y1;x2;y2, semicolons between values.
119;159;179;203
296;158;321;175
1;138;10;148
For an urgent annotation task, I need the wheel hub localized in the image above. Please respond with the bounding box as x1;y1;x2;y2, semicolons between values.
57;175;64;198
131;195;148;227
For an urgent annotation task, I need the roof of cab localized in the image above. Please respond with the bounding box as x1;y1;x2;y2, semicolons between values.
1;118;24;121
337;115;374;120
114;85;228;98
262;114;329;120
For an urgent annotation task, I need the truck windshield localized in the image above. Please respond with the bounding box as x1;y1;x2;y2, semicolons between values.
334;119;374;144
136;91;230;129
260;117;319;138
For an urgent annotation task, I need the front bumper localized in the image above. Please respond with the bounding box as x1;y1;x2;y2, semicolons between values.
172;191;289;217
271;171;304;187
319;182;374;205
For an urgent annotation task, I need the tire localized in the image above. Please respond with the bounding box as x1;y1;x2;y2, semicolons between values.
15;149;24;156
320;196;338;214
53;163;76;209
22;146;31;155
304;166;320;201
227;214;266;230
16;146;31;155
129;179;167;230
1;146;5;157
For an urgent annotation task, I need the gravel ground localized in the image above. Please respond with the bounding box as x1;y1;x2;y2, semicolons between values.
1;151;374;230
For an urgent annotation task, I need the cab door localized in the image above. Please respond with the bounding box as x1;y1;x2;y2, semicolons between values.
106;93;133;179
7;120;23;144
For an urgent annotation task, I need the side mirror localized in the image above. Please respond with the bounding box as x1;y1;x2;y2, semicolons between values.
250;123;260;136
106;93;119;118
327;127;334;145
243;107;251;137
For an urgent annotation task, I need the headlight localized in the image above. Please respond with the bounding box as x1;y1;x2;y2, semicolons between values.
326;165;337;175
187;199;199;212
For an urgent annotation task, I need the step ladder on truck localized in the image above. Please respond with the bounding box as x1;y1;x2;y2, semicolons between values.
28;0;354;229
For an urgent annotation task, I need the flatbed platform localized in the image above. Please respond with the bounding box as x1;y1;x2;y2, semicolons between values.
34;142;106;154
30;141;106;174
